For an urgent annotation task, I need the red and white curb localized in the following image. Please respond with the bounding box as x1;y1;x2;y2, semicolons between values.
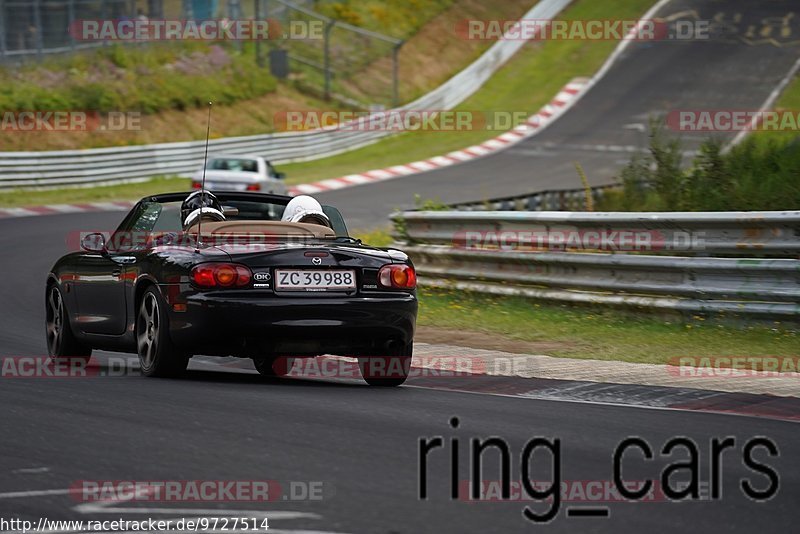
0;201;136;219
288;78;589;196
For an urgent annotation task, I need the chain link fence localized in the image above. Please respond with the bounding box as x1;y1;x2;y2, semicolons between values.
0;1;246;56
253;0;403;108
0;0;135;56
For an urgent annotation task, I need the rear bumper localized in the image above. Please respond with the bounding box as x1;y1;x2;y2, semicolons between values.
168;288;417;357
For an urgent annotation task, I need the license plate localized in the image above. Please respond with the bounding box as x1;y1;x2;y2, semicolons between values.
206;182;245;191
275;269;356;291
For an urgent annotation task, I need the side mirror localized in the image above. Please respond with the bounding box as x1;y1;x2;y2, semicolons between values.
274;172;286;180
81;233;106;253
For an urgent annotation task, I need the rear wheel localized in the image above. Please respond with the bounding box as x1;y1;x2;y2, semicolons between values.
45;284;91;364
359;342;413;387
137;287;189;378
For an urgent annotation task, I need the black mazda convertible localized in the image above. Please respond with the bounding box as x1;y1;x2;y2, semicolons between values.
45;192;417;386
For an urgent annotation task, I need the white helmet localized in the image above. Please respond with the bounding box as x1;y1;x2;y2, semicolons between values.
281;195;331;227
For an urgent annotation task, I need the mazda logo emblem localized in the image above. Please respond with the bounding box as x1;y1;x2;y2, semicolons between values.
312;257;322;265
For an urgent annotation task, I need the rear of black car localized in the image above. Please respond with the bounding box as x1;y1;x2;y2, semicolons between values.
164;242;417;361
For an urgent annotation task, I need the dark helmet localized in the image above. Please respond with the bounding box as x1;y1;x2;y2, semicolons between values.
181;190;225;230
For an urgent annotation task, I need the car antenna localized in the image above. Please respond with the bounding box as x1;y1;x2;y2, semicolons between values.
196;101;213;252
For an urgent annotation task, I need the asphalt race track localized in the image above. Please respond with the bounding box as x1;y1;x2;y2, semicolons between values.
0;361;798;534
2;0;800;532
0;201;798;534
319;0;800;229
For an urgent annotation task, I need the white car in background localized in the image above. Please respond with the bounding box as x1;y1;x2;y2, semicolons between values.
192;154;288;194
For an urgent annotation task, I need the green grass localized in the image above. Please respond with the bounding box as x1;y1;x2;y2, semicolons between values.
282;0;655;185
351;227;394;247
0;176;190;208
417;288;798;365
774;74;800;108
315;0;457;39
750;74;800;146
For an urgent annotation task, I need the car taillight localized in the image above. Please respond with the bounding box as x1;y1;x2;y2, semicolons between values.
378;264;416;289
191;181;202;190
215;265;237;286
246;183;261;191
191;263;252;288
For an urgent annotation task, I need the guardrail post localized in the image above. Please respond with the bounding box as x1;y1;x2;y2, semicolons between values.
68;0;76;51
323;20;335;101
227;0;242;17
33;0;43;57
0;0;6;58
227;0;242;52
254;0;263;67
392;41;403;107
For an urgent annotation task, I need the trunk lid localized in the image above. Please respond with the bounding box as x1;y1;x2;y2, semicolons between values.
212;241;394;268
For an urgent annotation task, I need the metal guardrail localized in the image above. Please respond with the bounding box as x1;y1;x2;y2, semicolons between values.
0;128;393;188
0;0;571;189
448;184;620;212
393;210;800;320
398;210;800;256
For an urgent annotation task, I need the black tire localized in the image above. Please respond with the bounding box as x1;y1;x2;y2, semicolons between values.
45;284;91;364
253;356;291;378
136;287;189;378
359;342;413;387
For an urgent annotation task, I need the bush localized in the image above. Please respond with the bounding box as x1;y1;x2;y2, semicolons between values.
600;121;800;211
0;43;277;115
